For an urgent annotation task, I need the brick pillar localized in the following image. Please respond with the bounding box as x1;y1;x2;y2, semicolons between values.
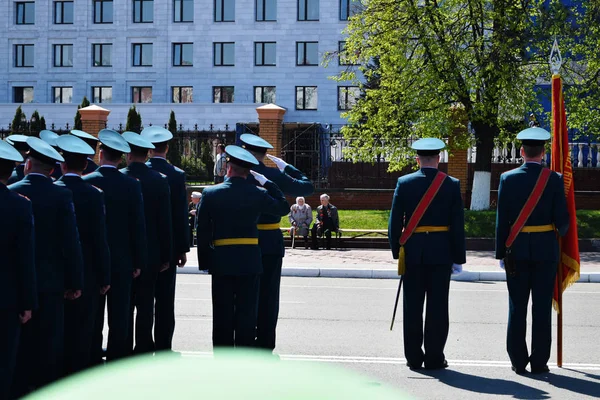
256;104;286;168
79;105;110;164
447;107;469;201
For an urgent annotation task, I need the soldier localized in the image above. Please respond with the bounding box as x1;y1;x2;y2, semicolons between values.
39;130;63;180
71;130;100;175
196;146;289;349
388;138;466;371
239;134;314;352
141;126;189;352
9;137;84;394
84;130;148;362
121;131;172;354
496;127;569;374
0;140;36;400
54;135;111;374
6;134;29;184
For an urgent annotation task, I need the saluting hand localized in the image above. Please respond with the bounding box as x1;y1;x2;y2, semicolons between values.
100;285;111;295
250;170;268;186
266;154;289;172
177;253;187;268
133;269;141;279
19;310;32;324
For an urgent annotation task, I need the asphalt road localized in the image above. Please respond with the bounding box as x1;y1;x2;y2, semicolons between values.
171;275;600;400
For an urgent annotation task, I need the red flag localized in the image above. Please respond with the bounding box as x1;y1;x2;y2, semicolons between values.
550;74;580;311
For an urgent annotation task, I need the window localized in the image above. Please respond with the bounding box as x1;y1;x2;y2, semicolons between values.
254;42;276;66
13;87;34;103
213;86;234;103
296;42;318;66
338;41;358;65
16;2;35;25
298;0;318;21
133;43;153;66
296;86;317;110
338;86;359;110
15;45;34;67
173;43;193;66
54;1;74;24
53;87;73;103
256;0;276;21
132;87;153;103
53;44;73;67
174;0;193;22
93;44;112;67
92;86;113;103
214;0;234;22
214;43;234;66
94;0;113;23
133;0;153;23
340;0;359;21
254;86;276;103
172;87;193;103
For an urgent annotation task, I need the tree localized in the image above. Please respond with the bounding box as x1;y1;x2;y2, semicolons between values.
200;141;214;181
30;110;43;135
336;0;599;209
74;97;90;130
167;110;182;167
40;116;47;131
125;105;142;133
11;106;27;134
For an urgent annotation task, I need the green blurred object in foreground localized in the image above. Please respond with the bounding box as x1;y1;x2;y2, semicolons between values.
25;351;412;400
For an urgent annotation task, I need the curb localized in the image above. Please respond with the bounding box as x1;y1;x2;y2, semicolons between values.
179;266;600;282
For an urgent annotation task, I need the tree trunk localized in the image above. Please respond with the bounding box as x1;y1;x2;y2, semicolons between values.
470;121;497;210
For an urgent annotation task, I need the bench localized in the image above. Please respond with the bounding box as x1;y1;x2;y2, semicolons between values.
281;227;388;249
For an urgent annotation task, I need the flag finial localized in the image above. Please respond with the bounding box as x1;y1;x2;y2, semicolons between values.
550;37;562;75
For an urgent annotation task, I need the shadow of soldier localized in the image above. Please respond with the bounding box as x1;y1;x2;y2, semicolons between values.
415;369;550;399
528;369;600;398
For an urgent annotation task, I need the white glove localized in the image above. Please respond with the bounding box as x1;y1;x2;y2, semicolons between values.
266;154;289;172
250;170;268;186
451;264;463;275
499;260;505;270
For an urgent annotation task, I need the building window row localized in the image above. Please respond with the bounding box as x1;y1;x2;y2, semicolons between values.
14;0;359;26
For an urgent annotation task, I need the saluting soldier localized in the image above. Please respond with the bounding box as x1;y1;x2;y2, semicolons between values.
84;130;148;362
388;138;466;371
239;134;314;352
55;135;111;374
496;127;569;374
196;146;290;349
0;140;36;400
141;126;189;352
71;130;100;175
6;134;29;184
39;130;63;180
9;137;84;394
121;131;172;354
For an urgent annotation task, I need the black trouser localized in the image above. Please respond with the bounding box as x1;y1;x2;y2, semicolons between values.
402;263;452;368
211;274;259;348
506;260;557;370
0;310;20;400
256;255;283;351
129;265;160;355
12;292;64;397
154;261;178;351
64;282;98;375
311;224;333;249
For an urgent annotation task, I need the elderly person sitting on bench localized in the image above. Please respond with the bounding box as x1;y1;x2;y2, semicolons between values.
311;194;339;250
289;196;312;249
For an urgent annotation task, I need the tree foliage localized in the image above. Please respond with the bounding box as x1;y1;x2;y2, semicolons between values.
336;0;600;172
74;97;90;130
30;110;43;134
11;106;27;134
200;141;215;181
126;105;142;133
167;110;182;167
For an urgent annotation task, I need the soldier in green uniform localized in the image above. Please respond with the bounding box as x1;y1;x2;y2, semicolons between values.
496;127;569;374
6;134;29;184
196;146;289;349
121;131;172;354
239;134;314;352
0;140;36;400
70;130;100;175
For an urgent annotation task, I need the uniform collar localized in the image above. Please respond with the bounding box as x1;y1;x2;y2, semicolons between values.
127;161;149;171
99;165;118;169
151;156;168;161
25;173;52;182
64;173;80;177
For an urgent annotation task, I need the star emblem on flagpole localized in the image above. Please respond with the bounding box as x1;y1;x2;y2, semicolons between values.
549;37;563;75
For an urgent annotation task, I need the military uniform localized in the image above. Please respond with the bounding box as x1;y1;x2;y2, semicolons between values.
71;130;100;175
495;128;569;373
196;146;290;348
240;134;314;351
6;135;29;185
83;130;148;362
121;131;172;354
388;138;466;370
0;141;36;400
10;138;84;393
142;126;191;351
39;130;63;181
54;135;111;374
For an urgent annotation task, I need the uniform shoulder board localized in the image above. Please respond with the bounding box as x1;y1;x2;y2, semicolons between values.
159;172;167;178
16;192;31;202
91;184;103;194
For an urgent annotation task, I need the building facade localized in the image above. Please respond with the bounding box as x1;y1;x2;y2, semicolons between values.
0;0;361;128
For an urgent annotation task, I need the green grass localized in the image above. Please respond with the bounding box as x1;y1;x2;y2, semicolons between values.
279;210;600;238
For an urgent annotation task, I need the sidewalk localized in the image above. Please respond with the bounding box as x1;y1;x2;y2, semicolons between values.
181;249;600;282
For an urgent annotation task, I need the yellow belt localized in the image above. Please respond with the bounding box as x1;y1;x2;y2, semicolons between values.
257;223;281;230
213;238;258;247
521;224;555;233
414;226;450;233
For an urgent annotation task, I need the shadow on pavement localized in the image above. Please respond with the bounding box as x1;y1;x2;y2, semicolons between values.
417;369;550;399
528;369;600;398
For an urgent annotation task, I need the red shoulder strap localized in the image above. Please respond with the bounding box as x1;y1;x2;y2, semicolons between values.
399;171;447;246
505;168;552;248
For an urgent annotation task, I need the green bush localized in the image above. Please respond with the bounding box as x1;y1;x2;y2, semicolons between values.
180;155;207;180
